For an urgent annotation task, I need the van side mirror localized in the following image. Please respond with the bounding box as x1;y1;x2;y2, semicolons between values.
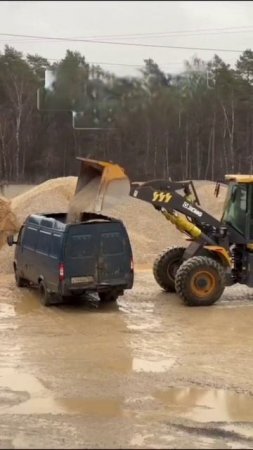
7;235;17;246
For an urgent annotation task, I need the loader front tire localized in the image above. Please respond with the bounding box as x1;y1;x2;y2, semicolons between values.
153;247;185;292
175;256;225;307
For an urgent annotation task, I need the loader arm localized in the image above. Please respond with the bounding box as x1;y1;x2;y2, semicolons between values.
130;183;220;226
130;183;234;247
135;179;201;206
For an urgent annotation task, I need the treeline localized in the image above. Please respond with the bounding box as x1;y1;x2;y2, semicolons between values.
1;45;253;183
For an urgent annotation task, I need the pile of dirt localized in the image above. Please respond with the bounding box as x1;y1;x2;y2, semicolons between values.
0;196;19;248
193;181;227;219
11;177;77;225
0;177;228;274
0;197;19;273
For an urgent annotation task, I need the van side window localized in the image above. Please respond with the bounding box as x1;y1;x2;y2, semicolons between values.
49;234;62;258
36;230;51;255
101;232;124;255
22;227;38;250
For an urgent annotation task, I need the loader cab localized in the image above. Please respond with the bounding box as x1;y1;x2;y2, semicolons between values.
222;175;253;240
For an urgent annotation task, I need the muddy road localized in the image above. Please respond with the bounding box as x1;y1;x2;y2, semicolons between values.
1;270;253;449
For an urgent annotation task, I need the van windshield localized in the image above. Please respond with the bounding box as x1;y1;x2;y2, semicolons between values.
65;234;94;258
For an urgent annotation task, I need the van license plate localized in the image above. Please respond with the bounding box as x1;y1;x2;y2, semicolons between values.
71;276;94;284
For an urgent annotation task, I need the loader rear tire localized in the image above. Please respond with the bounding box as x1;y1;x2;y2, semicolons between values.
175;256;225;307
153;247;185;292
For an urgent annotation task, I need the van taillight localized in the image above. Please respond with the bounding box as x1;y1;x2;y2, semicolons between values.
59;263;65;281
131;259;134;270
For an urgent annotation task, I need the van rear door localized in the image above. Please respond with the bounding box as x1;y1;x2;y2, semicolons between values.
97;223;132;286
64;221;133;289
64;224;98;286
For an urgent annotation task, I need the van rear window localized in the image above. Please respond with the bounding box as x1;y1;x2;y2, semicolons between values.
66;234;94;258
101;232;124;255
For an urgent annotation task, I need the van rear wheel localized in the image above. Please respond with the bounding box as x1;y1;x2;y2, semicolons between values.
39;280;53;307
99;292;119;303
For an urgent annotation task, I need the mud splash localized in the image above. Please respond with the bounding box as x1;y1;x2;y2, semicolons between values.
155;387;253;423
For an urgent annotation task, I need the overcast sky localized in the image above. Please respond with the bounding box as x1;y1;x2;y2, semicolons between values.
0;1;253;77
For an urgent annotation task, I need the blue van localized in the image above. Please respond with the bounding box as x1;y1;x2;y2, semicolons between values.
7;212;134;306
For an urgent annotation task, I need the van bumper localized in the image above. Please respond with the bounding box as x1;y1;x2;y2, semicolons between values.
60;275;133;296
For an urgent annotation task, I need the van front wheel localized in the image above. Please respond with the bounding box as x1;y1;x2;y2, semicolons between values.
15;269;27;288
99;291;119;303
39;280;53;307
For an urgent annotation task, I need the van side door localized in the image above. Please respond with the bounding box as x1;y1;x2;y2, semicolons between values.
35;229;52;285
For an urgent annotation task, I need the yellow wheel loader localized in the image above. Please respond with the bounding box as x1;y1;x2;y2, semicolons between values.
130;176;252;306
69;158;253;307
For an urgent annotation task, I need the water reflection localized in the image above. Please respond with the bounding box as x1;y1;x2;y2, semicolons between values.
155;387;253;422
119;289;180;374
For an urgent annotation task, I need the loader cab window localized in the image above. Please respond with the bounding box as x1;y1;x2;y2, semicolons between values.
223;184;247;236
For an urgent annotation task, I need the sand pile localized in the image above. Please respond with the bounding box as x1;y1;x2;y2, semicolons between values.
0;196;19;247
0;197;20;273
193;181;227;219
0;177;228;274
11;177;77;225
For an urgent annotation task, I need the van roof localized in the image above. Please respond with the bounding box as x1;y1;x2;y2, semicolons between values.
25;212;122;231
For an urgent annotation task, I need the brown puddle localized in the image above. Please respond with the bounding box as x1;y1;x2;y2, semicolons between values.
57;398;123;417
0;368;123;417
155;387;253;423
3;396;123;417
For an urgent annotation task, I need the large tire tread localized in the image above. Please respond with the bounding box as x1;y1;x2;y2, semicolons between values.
153;246;185;292
175;256;225;307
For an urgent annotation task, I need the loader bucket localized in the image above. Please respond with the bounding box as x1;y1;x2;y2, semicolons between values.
67;157;130;222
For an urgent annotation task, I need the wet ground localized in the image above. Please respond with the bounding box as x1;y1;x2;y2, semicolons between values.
1;270;253;448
